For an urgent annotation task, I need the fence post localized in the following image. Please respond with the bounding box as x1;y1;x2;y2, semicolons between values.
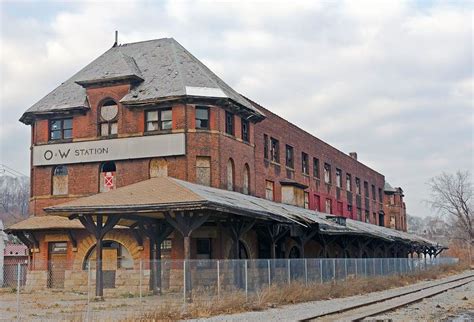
217;260;220;299
245;260;248;299
304;259;308;286
320;260;323;283
183;260;186;306
139;260;143;301
344;258;347;280
332;259;336;281
287;259;291;285
86;263;91;322
355;259;358;277
267;259;271;288
16;263;20;321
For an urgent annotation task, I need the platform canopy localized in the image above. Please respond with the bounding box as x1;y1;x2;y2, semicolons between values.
40;176;442;249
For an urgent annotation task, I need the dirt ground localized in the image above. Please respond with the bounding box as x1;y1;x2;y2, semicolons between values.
366;281;474;321
0;288;184;321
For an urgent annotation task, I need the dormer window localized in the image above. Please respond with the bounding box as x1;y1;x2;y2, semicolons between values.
99;100;118;137
50;118;72;140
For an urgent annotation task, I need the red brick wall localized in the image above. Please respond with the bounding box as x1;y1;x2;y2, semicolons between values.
29;85;257;215
28;84;397;229
252;104;385;224
383;190;407;231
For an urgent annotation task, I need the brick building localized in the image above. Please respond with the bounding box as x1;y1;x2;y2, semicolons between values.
8;38;436;295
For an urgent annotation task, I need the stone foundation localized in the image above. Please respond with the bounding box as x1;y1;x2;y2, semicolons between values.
25;270;48;291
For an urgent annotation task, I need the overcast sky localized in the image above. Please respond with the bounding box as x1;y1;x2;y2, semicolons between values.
0;0;472;218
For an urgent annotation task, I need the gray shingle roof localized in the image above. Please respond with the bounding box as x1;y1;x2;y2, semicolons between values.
20;38;263;124
44;176;440;247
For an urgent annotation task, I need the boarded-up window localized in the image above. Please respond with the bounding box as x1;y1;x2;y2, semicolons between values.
227;159;235;191
100;162;116;192
196;156;211;186
324;163;331;184
325;198;332;214
243;164;250;194
265;180;274;201
150;158;168;178
314;194;320;211
52;165;68;195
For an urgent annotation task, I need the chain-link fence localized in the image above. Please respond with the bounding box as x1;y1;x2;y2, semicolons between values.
0;257;459;321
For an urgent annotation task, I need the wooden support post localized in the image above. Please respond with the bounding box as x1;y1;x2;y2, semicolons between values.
223;218;256;290
78;214;120;299
67;230;78;251
14;231;34;249
356;237;372;258
138;220;173;294
292;224;318;259
96;216;103;298
226;218;256;258
164;212;209;301
266;224;289;259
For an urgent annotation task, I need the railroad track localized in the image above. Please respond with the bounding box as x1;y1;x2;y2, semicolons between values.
300;272;474;321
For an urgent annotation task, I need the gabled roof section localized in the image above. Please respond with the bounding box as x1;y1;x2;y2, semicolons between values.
20;38;264;124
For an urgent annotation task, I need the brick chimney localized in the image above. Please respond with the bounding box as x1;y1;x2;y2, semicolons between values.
349;152;358;160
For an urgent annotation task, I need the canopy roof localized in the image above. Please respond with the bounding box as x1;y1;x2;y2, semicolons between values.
20;38;264;124
40;176;442;248
6;215;128;232
6;215;86;231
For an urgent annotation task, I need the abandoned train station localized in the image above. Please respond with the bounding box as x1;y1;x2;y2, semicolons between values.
8;37;444;295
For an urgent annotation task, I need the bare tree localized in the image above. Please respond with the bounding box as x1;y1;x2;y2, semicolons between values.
427;171;473;264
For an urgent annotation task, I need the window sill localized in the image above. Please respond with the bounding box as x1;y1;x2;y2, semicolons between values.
144;130;173;136
48;138;73;144
98;134;118;140
51;194;70;198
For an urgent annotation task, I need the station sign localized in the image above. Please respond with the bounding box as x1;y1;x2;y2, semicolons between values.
32;133;185;166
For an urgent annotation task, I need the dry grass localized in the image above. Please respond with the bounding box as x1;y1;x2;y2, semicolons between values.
131;264;469;321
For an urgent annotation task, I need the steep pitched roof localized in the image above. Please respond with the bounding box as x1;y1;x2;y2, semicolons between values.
20;38;263;124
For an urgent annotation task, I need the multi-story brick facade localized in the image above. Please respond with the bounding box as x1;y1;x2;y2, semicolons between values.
8;37;423;294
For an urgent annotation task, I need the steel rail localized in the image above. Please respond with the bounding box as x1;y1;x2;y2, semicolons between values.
300;272;474;321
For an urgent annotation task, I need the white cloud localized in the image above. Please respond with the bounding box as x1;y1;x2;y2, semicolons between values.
0;0;472;218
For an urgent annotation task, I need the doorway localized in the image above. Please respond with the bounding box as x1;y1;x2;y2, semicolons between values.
48;242;67;288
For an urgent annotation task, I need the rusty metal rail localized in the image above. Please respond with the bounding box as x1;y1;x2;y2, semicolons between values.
301;272;474;321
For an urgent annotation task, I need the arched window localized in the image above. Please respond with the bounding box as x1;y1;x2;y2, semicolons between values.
99;99;119;137
243;164;250;195
100;161;116;192
227;158;235;191
150;158;168;178
83;240;133;270
52;165;68;195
